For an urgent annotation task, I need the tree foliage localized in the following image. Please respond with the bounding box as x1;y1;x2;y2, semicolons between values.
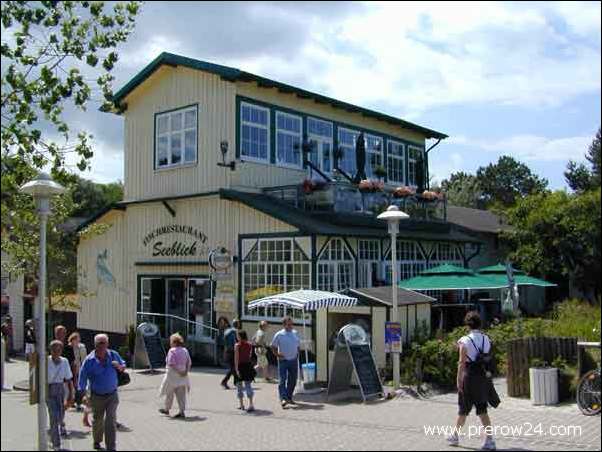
1;1;138;307
440;171;484;209
476;156;549;208
565;127;601;192
502;188;601;301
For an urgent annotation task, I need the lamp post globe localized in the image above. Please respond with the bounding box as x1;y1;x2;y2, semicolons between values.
377;204;409;389
19;172;65;451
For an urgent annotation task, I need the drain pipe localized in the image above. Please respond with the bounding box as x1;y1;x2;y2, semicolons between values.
425;138;442;190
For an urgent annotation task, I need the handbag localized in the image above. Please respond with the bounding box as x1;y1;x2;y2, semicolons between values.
117;370;131;387
110;350;131;387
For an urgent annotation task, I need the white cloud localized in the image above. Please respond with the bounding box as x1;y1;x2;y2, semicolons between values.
238;1;601;120
457;133;593;162
430;151;464;184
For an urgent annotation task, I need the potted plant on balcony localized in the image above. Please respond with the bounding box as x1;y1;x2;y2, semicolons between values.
393;186;415;198
358;179;385;213
373;165;387;181
419;190;440;202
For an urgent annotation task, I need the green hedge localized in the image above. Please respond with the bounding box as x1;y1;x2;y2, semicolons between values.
400;298;600;388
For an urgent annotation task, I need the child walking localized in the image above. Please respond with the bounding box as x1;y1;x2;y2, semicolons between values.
234;330;256;412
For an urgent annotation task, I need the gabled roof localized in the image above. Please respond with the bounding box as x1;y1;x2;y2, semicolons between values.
446;205;511;234
343;287;435;307
110;52;447;140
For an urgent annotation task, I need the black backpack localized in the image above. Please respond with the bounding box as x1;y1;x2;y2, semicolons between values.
466;335;493;375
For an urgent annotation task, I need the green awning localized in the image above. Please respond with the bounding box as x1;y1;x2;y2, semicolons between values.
399;264;506;291
476;264;557;287
478;274;557;288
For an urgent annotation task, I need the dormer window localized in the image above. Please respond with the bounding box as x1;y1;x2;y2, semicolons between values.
155;105;198;169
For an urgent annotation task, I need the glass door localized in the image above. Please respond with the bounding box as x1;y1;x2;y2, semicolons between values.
166;278;187;337
188;279;213;341
140;278;166;336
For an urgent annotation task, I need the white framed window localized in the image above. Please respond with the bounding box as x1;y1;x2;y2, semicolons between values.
428;242;464;268
365;134;383;179
337;127;360;175
408;145;423;187
275;111;302;168
242;238;311;321
240;102;270;162
155;105;198;169
385;240;428;283
358;239;381;288
387;140;406;185
317;238;355;292
307;117;333;173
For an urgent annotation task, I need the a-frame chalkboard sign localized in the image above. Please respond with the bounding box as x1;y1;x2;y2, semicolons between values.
133;322;166;372
327;324;384;402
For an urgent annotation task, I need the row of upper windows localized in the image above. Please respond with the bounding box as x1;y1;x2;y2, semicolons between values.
239;101;425;186
153;102;424;186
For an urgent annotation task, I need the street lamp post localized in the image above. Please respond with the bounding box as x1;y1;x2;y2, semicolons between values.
377;205;409;389
20;173;65;452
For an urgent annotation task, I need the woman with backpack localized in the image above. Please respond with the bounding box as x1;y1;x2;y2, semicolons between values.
447;311;497;451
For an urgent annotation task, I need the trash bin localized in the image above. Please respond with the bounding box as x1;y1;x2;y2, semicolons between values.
302;362;316;384
529;367;559;405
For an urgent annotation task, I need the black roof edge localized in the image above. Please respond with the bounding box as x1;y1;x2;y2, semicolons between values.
109;52;448;140
75;204;126;233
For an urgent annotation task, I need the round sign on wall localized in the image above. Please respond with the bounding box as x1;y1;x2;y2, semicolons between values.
209;247;233;272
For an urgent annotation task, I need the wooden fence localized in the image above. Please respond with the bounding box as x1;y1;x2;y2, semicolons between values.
506;337;577;397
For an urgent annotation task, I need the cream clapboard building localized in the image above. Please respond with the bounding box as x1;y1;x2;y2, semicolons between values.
77;53;491;380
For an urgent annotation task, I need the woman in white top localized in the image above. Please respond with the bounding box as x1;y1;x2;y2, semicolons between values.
47;340;74;450
252;321;273;382
447;311;496;451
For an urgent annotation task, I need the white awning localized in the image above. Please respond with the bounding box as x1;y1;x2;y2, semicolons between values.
247;289;358;311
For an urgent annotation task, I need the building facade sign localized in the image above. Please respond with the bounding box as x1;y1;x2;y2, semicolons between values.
142;224;209;258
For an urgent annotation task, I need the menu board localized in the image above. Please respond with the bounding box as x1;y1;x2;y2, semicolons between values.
348;344;383;399
143;333;166;370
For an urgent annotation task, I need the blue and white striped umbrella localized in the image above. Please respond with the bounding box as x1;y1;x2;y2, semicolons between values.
247;289;358;312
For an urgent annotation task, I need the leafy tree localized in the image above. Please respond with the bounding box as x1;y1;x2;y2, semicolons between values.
502;188;601;301
440;171;484;209
1;1;140;190
565;127;601;192
476;156;548;208
70;176;123;218
1;1;139;305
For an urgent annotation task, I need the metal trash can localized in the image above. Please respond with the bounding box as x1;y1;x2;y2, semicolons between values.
530;367;559;405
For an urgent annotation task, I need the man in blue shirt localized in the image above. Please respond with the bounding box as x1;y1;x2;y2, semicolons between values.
79;333;125;451
271;316;300;408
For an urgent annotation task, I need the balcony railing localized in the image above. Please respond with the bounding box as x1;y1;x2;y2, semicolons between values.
262;181;447;222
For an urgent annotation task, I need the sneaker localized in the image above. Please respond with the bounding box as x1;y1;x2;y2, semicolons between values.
93;442;103;450
481;436;496;451
173;412;185;419
287;398;297;405
281;400;288;408
221;381;230;390
158;409;169;415
247;406;255;413
446;433;459;447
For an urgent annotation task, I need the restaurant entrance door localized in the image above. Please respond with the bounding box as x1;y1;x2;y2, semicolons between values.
139;276;214;342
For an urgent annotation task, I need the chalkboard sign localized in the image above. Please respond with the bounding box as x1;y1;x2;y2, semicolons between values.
144;333;166;370
327;324;383;402
134;323;166;371
348;344;383;399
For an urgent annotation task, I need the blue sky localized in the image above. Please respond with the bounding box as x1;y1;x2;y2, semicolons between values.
58;1;601;189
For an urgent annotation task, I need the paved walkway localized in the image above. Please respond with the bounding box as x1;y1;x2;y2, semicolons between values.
1;359;600;451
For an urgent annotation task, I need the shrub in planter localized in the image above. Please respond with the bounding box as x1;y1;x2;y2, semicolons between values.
118;345;131;366
373;165;387;180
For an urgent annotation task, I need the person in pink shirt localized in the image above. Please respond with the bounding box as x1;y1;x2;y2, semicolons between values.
158;333;192;418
